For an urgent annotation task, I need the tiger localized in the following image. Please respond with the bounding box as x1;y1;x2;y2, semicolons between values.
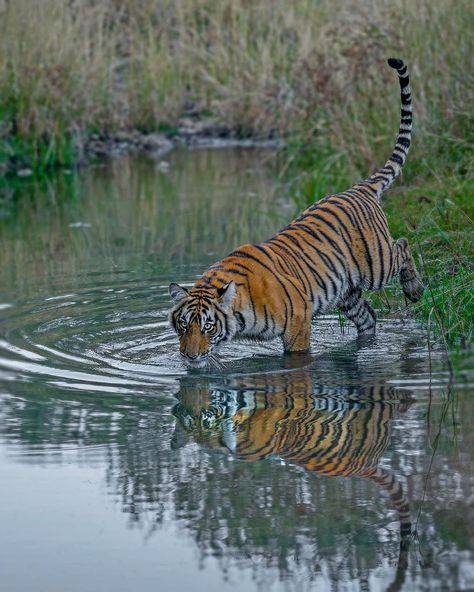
172;367;412;542
169;58;424;368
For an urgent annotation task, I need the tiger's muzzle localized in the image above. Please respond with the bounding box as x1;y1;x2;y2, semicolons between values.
180;351;210;369
179;326;211;368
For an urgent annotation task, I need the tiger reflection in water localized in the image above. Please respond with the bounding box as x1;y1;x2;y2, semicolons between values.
173;361;413;588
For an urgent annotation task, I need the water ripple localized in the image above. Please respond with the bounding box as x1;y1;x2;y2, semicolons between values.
0;281;186;395
0;277;464;399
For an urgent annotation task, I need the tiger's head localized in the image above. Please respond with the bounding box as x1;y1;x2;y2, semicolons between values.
168;281;237;368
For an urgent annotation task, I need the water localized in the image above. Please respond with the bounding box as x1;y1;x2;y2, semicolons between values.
0;149;472;592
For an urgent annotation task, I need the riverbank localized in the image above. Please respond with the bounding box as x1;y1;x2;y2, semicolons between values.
1;119;281;178
1;0;471;177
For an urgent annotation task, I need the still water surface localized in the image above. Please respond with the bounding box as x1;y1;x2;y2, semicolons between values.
0;149;472;591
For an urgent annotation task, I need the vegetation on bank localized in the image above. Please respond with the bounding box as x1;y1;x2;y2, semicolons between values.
0;0;472;348
384;178;473;352
0;0;472;175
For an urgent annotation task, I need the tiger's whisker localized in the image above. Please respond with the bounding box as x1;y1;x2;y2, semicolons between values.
209;354;225;370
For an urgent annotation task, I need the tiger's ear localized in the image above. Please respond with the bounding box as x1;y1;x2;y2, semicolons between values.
216;281;236;311
169;283;189;303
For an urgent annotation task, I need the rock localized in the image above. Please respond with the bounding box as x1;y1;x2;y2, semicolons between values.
69;222;92;229
114;131;134;143
178;117;231;139
157;161;170;173
141;133;173;152
87;140;108;155
17;168;33;177
82;123;280;163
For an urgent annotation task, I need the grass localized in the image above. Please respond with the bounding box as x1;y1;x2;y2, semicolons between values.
0;1;117;175
383;176;474;350
0;0;472;175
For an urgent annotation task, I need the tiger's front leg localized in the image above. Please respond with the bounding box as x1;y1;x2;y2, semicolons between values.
282;310;312;352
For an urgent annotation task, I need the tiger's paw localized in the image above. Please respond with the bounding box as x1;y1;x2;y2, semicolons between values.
400;270;424;303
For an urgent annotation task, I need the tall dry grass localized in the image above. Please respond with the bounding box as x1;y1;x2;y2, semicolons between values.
0;0;117;170
0;0;472;173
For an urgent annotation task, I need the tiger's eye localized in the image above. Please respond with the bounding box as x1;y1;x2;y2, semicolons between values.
203;322;214;332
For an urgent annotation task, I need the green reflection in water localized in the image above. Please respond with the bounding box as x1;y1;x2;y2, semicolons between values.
0;148;284;298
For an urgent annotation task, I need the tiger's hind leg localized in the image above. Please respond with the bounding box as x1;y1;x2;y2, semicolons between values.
339;288;377;336
393;238;424;303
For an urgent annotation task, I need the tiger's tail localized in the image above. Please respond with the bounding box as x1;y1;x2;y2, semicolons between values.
359;58;412;200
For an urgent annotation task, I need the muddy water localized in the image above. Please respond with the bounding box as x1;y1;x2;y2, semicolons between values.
0;149;472;592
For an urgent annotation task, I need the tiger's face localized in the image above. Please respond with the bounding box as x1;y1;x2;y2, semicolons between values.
169;281;237;368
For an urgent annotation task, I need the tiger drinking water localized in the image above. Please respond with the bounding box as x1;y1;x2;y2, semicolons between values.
169;59;423;368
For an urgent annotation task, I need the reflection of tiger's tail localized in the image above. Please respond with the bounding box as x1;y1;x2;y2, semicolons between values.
366;467;411;534
365;466;411;591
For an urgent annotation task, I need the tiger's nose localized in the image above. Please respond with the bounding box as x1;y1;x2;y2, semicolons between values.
185;352;200;360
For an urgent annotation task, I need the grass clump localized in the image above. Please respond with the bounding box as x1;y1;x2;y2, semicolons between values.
383;177;473;350
0;1;117;175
